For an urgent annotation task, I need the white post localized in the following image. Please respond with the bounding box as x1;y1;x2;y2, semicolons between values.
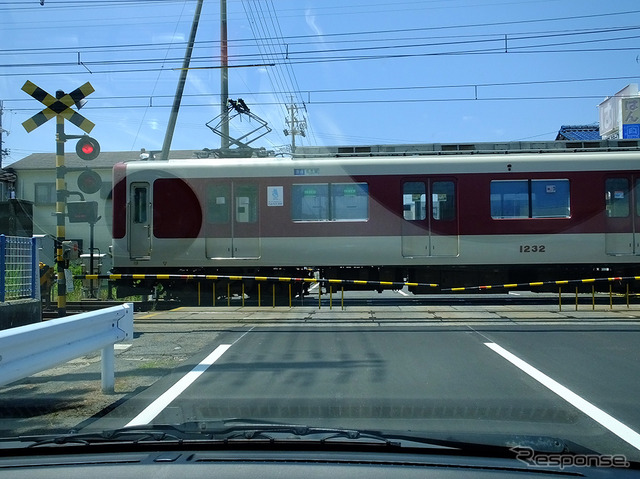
101;343;115;393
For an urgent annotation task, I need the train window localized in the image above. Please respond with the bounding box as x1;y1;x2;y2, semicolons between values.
331;183;368;221
605;178;630;218
291;184;329;221
206;184;230;224
133;186;148;223
531;179;570;218
432;181;456;221
403;182;426;220
491;179;570;219
637;179;640;217
490;180;529;218
235;184;258;223
291;183;369;222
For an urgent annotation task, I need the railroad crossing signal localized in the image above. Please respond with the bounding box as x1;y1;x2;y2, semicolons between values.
21;80;95;134
21;80;99;318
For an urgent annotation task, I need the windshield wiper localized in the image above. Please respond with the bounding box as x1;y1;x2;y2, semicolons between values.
2;418;588;459
179;418;405;446
176;418;583;454
14;420;402;448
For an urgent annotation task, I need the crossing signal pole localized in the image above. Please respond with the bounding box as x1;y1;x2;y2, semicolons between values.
21;81;98;317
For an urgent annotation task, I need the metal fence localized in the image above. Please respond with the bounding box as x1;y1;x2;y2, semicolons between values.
0;235;38;302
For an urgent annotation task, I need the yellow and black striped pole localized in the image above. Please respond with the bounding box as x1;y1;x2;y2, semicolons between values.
21;81;96;317
55;105;66;317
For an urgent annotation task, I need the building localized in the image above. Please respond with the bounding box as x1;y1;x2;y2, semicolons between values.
598;83;640;140
7;149;197;265
555;125;600;141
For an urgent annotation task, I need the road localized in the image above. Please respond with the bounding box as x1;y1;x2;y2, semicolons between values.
3;295;640;462
94;298;640;461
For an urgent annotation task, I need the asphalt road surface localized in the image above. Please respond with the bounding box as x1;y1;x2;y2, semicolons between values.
91;302;640;461
3;296;640;463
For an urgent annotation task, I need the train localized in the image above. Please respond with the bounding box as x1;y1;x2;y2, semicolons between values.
110;139;640;300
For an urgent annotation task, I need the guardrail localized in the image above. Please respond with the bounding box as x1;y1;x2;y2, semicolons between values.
0;303;133;393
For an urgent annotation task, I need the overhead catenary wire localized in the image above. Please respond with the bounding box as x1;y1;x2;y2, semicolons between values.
4;74;638;109
3;2;639;153
240;0;313;148
2;31;639;76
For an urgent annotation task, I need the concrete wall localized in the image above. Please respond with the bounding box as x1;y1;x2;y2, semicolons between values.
0;299;41;330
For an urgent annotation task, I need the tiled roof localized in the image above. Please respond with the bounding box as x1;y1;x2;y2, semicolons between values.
7;149;203;170
555;125;600;141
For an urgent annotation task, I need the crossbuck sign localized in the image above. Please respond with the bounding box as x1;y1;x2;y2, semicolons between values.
21;80;95;134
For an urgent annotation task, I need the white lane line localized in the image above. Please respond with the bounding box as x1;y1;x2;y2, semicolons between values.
126;328;254;427
396;289;409;297
485;342;640;452
126;344;231;427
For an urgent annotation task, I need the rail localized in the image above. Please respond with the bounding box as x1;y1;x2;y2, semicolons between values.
76;272;438;309
0;303;133;393
75;272;640;311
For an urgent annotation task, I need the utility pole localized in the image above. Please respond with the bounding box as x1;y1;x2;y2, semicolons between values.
0;101;8;169
220;0;230;150
160;0;204;160
283;101;306;153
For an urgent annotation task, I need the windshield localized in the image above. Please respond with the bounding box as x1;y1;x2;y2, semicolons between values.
1;0;640;472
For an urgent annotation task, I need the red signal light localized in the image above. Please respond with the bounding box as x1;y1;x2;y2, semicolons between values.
76;136;100;161
81;143;94;155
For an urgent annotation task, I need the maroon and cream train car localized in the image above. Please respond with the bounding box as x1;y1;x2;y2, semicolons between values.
110;141;640;297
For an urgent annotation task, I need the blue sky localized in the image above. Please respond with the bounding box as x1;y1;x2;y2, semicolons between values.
1;0;639;165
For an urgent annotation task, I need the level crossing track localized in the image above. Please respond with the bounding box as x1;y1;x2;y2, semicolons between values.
42;290;639;319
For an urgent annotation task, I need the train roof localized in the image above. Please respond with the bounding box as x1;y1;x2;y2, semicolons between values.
118;144;640;178
291;139;639;158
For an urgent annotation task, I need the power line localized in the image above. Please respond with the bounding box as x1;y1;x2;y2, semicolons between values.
3;24;639;57
2;94;621;114
3;74;638;106
2;37;637;76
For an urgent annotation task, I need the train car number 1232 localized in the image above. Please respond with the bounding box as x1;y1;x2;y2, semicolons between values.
519;245;546;253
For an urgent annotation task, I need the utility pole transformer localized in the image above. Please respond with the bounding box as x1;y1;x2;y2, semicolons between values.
284;102;306;153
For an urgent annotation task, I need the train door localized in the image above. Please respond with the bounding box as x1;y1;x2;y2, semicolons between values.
233;183;260;258
401;179;458;257
605;176;640;255
129;182;152;260
205;181;260;259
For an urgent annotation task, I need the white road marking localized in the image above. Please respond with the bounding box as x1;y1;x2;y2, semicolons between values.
126;344;231;427
485;342;640;452
396;289;409;296
126;328;254;427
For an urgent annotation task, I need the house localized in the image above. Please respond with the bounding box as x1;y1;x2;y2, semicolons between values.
555;125;600;141
8;149;198;265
